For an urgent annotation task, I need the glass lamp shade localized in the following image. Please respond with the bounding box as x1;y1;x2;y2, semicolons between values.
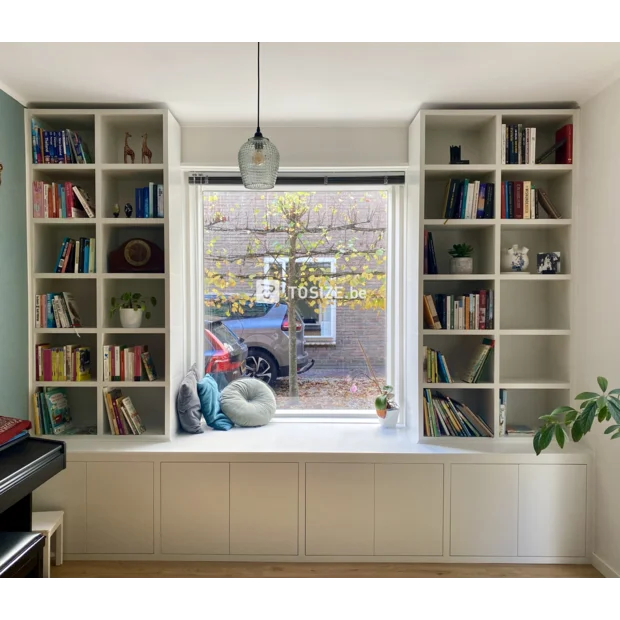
238;134;280;190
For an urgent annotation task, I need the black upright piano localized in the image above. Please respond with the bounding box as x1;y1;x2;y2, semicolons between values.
0;436;66;577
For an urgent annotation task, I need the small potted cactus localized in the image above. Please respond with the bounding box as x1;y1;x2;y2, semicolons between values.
448;243;474;275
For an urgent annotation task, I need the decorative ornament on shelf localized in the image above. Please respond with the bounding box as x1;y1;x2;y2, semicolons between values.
501;244;529;273
112;203;120;218
448;243;474;275
537;252;561;274
141;133;152;164
108;238;164;273
123;132;135;164
449;145;469;165
124;203;133;218
238;42;280;190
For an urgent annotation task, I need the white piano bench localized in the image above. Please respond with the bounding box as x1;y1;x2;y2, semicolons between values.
32;511;63;578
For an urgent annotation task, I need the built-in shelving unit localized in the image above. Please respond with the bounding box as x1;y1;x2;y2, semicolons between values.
414;109;577;440
25;108;182;440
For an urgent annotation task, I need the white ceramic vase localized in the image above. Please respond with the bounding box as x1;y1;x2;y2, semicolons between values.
380;408;399;428
119;308;143;329
501;244;530;272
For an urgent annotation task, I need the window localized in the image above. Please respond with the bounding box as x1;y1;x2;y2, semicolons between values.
264;256;337;343
190;180;404;417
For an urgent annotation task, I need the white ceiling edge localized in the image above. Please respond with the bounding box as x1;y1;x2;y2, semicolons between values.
0;78;26;106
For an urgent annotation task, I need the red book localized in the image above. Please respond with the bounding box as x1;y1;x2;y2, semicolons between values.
514;181;523;219
64;182;73;218
43;348;53;381
555;124;573;164
479;290;487;329
501;182;506;218
0;416;31;445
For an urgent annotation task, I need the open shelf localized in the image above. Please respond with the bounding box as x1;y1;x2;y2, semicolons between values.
99;112;164;164
31;112;96;164
101;386;166;436
423;334;495;384
32;222;96;274
102;278;165;329
500;279;570;330
500;334;569;384
424;169;496;219
424;114;497;165
500;388;571;437
501;225;570;274
34;278;97;328
425;225;495;274
100;167;164;219
102;333;165;382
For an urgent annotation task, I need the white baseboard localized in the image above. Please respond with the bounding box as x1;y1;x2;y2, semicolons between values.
592;553;620;578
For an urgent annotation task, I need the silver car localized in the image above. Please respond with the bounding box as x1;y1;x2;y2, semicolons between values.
205;296;313;386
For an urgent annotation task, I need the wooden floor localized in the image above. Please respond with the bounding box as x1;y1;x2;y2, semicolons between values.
52;561;602;578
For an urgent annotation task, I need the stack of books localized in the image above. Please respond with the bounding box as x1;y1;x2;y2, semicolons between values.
502;124;536;165
0;416;32;446
103;388;147;435
35;345;91;381
423;389;493;437
440;179;494;219
134;183;165;218
55;237;96;273
423;231;438;274
32;182;95;219
462;338;494;383
500;183;561;219
423;346;453;383
423;290;494;331
34;292;81;328
32;387;96;435
31;121;93;164
103;346;157;382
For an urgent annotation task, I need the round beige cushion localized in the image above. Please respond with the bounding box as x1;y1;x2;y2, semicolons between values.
219;378;276;427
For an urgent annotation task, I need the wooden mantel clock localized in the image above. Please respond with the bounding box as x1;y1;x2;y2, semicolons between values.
108;238;164;273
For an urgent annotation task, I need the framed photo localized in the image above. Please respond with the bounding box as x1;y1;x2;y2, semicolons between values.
537;252;561;274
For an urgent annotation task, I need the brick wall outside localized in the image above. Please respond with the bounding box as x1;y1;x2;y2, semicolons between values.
203;190;387;372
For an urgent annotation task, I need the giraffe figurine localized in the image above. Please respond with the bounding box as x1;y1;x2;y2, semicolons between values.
123;132;135;164
141;133;152;164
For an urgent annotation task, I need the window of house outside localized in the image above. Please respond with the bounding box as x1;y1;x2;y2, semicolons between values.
201;188;391;414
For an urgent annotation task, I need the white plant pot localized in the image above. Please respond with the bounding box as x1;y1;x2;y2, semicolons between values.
450;257;473;274
380;408;400;428
120;308;143;329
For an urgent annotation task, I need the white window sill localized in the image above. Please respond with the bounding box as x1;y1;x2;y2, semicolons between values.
305;339;337;346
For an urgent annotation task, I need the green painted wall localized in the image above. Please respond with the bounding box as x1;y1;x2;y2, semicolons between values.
0;89;27;419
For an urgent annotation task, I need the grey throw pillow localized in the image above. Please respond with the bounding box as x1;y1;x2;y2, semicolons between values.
220;378;276;427
176;364;204;433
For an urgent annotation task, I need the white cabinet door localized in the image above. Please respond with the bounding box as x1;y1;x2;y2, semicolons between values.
33;462;87;554
161;463;230;555
450;464;518;557
230;463;298;555
375;464;444;556
86;462;154;554
518;464;587;557
306;463;374;556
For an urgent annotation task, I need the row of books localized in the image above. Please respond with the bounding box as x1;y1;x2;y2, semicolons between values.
35;344;91;382
31;122;93;164
423;389;493;437
423;291;494;331
502;124;537;165
441;179;494;219
423;231;438;275
33;182;96;218
55;237;96;273
500;183;561;219
134;184;165;218
424;339;494;385
35;292;82;328
103;345;158;382
104;388;147;435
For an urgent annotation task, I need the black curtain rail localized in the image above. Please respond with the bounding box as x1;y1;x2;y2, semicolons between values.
188;174;405;186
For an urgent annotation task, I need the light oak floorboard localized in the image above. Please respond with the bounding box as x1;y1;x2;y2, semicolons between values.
52;561;602;578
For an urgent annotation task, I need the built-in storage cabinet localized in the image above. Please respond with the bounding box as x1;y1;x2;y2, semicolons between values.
33;462;87;554
160;463;230;555
450;464;518;557
86;462;154;553
518;464;587;557
230;463;299;555
374;464;444;556
306;463;375;556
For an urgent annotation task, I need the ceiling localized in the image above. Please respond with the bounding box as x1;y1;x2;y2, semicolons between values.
1;43;620;125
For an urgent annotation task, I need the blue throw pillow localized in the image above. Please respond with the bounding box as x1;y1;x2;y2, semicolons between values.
197;374;234;431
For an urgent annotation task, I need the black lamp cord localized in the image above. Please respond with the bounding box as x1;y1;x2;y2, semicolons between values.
255;42;262;138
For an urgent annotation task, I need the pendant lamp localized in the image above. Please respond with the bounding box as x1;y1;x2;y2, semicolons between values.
238;42;280;189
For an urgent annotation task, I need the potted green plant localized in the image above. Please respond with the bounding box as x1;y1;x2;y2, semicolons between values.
110;292;157;329
534;376;620;454
449;243;474;275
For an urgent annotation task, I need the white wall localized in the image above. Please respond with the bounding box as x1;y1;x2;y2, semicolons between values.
181;125;408;168
579;79;620;577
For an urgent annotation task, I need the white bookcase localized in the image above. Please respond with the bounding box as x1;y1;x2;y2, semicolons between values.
25;109;182;439
412;109;578;440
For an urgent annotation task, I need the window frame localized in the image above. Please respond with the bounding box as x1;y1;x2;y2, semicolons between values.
187;179;407;423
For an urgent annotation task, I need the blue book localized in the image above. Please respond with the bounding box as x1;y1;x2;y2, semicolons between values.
142;187;149;219
83;239;90;273
55;237;69;272
43;131;51;163
134;187;141;218
149;183;155;218
31;119;39;164
51;131;58;163
47;293;55;327
460;179;469;218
